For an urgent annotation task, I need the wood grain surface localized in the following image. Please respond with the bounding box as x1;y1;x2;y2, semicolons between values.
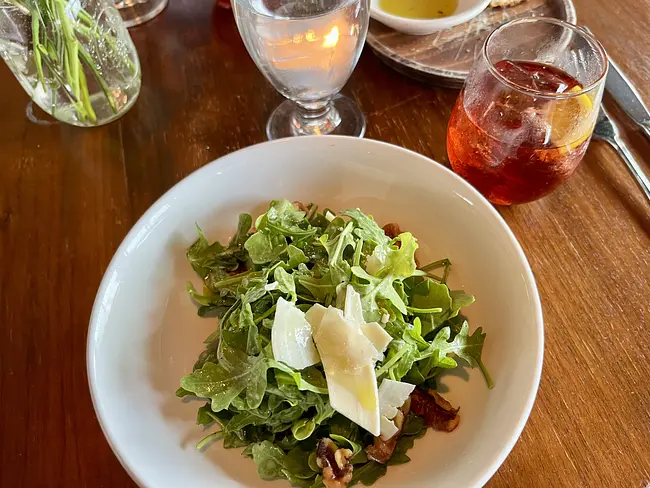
367;0;575;86
1;0;649;487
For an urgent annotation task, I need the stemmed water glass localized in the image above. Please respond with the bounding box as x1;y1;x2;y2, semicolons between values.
232;0;369;139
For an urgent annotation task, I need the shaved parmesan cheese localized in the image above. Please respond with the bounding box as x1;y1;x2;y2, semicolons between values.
361;322;392;357
325;363;380;437
313;307;377;372
378;379;415;440
305;303;328;336
312;307;380;436
344;286;393;361
344;285;365;325
379;415;399;441
272;297;320;370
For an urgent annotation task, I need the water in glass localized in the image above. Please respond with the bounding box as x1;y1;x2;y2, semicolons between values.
233;0;369;139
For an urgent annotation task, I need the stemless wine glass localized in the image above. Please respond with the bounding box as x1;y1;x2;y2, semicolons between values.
232;0;369;139
447;18;608;205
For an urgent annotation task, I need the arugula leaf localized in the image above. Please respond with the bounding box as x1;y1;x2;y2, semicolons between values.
230;213;253;248
351;266;408;315
181;201;491;487
196;403;220;426
330;434;362;456
180;347;268;411
284;447;314;479
245;230;287;264
175;386;193;398
320;219;355;289
449;290;475;319
287;245;309;268
291;419;316;440
386;435;414;466
350;461;387;486
366;232;418;279
226;409;271;432
256;200;317;239
251;441;287;481
341;209;390;246
274;267;297;299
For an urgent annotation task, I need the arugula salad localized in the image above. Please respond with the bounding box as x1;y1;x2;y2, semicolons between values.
177;200;492;488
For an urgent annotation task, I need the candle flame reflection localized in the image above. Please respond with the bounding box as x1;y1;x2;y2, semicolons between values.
322;25;340;48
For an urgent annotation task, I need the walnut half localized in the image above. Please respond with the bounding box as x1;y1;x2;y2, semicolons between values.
316;438;354;488
409;388;460;432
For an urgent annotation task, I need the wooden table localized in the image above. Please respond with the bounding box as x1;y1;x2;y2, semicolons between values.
1;0;649;486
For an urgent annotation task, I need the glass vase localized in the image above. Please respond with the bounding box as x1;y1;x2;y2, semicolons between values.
0;0;141;126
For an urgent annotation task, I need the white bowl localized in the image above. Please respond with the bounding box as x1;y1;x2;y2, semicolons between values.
88;136;543;488
370;0;491;36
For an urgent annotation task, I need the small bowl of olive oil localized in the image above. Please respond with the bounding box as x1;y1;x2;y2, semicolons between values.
370;0;491;35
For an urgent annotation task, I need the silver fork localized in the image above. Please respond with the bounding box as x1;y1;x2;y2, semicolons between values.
591;107;650;202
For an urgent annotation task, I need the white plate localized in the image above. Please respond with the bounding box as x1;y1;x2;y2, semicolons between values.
88;136;543;488
370;0;491;36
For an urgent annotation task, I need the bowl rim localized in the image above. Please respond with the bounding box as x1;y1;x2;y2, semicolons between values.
87;135;544;488
370;0;491;27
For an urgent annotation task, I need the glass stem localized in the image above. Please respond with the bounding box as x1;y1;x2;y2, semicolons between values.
291;99;341;136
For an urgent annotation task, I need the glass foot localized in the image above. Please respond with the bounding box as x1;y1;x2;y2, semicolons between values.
266;94;366;140
116;0;168;27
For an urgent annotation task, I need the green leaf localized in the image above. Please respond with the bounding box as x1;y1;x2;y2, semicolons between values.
226;409;271;432
297;274;336;302
251;441;287;481
312;395;336;425
274;266;297;299
366;232;419;279
180;348;268;412
223;431;250;448
387;436;415;466
175;386;193;398
284;447;315;479
291;419;316;441
341;209;390;246
350;461;387;486
375;340;418;381
196;403;220;426
230;213;253;248
320;220;355;289
351;266;408;315
269;360;329;395
327;414;359;440
287;245;309;268
409;280;452;318
330;434;362;456
402;413;427;436
186;282;218;307
449;290;475;319
245;230;287;265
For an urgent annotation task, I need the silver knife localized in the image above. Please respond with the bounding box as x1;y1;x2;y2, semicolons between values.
605;58;650;141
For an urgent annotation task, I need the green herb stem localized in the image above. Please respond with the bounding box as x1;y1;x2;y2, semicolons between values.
31;14;46;88
77;44;118;114
254;304;277;325
196;431;224;451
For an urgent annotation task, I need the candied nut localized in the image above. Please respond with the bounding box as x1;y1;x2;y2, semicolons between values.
409;388;460;432
293;201;309;213
365;400;411;464
317;438;354;488
382;223;401;239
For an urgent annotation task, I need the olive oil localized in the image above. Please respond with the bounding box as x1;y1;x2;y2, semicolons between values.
379;0;459;19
